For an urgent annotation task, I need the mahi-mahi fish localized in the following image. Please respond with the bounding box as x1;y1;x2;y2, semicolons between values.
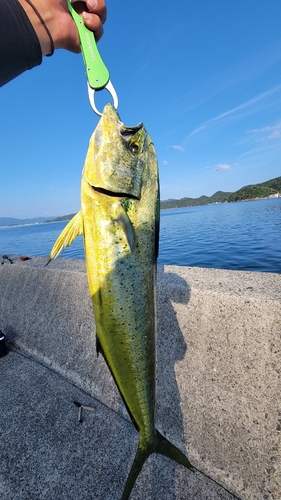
48;103;194;499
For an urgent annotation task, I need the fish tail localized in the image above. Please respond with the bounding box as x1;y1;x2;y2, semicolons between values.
155;429;194;471
121;444;150;500
121;431;194;500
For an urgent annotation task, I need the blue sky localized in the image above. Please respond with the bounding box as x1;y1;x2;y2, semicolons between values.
1;0;281;218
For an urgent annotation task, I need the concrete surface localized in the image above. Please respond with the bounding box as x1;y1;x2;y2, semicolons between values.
1;350;238;500
0;256;280;499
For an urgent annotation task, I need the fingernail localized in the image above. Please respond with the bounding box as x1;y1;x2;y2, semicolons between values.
82;11;93;22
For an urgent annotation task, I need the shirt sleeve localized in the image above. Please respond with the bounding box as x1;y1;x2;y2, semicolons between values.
0;0;42;87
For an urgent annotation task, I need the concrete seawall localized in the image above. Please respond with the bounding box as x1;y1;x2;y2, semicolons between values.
1;257;280;500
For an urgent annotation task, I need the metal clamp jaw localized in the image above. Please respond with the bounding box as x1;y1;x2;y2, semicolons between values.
68;0;118;116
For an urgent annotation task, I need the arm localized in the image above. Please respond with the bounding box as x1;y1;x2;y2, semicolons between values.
0;0;106;86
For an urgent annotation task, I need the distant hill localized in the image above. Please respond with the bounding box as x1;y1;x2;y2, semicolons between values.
160;191;232;209
227;176;281;202
0;216;57;227
44;214;76;223
160;176;281;209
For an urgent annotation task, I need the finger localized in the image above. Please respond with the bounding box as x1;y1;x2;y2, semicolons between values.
86;0;107;24
82;11;104;41
71;0;107;24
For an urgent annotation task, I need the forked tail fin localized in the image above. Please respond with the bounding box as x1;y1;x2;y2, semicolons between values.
155;430;194;470
121;430;194;500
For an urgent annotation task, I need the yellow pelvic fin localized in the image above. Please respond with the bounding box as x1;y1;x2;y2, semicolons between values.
46;211;83;264
114;206;135;252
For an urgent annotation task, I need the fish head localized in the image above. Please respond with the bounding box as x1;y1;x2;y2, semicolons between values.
83;103;149;199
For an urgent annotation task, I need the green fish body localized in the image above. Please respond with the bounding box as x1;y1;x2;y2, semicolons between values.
48;104;193;499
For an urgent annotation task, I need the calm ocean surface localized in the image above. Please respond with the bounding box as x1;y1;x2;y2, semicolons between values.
1;198;280;273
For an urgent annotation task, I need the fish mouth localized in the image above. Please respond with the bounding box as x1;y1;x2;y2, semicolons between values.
91;186;138;199
118;123;144;140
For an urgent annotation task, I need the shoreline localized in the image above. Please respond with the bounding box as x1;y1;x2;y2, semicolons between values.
1;194;280;226
161;193;281;210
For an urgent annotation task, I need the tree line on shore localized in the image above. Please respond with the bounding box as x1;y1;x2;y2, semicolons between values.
160;175;281;210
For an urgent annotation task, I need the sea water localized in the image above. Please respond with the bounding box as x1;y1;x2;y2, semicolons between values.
0;198;280;273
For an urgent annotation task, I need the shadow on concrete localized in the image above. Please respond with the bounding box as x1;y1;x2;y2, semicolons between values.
143;267;192;497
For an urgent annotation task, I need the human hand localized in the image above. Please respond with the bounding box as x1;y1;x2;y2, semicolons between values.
57;0;107;52
19;0;107;56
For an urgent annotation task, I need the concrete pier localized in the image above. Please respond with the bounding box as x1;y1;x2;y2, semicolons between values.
0;256;280;499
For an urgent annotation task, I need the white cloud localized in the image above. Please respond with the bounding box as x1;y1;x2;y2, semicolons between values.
247;120;281;140
172;145;185;152
268;130;281;139
163;160;168;165
215;163;231;171
250;121;281;133
187;84;281;138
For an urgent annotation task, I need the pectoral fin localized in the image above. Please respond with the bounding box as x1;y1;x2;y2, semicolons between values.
115;207;135;252
46;211;84;264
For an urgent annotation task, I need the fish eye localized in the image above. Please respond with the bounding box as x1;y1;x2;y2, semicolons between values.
128;141;140;154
